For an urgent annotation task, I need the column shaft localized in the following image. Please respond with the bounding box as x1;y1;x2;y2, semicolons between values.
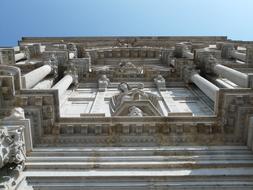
33;79;54;89
183;51;194;59
52;75;73;97
213;64;248;87
15;52;26;62
191;73;219;101
22;65;52;89
231;50;246;62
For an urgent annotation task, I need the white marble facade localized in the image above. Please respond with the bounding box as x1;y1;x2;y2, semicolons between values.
61;87;213;117
1;36;253;190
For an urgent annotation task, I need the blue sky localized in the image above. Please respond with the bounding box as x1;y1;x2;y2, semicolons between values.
1;0;253;46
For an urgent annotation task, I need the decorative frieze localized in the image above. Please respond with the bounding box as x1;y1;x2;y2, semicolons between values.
219;89;253;140
0;107;27;189
0;126;25;167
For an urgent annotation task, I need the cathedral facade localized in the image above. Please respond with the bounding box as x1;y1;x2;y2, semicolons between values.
1;36;253;189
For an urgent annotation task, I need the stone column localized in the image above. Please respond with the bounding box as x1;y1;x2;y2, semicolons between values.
205;55;249;87
15;47;30;62
175;43;194;59
183;50;194;59
22;64;52;89
231;50;246;62
221;43;246;62
52;65;78;97
22;54;57;89
190;71;219;101
33;78;54;89
15;52;26;62
213;64;248;87
184;67;219;101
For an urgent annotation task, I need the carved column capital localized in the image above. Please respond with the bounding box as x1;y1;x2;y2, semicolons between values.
175;43;193;59
67;43;78;59
203;54;218;73
23;46;30;60
64;63;78;86
183;65;199;83
45;54;58;77
221;43;235;59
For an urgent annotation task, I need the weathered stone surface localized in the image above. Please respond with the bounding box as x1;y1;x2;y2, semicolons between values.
1;36;253;189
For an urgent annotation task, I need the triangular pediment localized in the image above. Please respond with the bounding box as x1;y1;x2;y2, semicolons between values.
112;100;162;116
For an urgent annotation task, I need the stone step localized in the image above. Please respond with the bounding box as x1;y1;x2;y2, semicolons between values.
25;146;253;189
27;154;253;162
26;146;253;170
29;146;252;157
25;167;253;178
25;168;253;190
25;160;253;170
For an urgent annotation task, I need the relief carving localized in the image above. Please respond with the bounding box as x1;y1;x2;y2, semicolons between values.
0;124;26;189
128;106;143;117
3;107;25;121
